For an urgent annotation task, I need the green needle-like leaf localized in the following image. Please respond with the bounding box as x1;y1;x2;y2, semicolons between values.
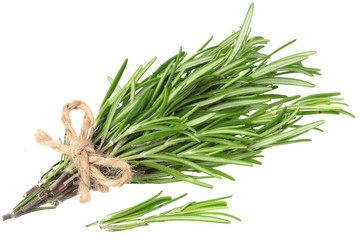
226;2;254;63
251;51;317;78
252;120;326;149
251;77;316;88
100;58;128;108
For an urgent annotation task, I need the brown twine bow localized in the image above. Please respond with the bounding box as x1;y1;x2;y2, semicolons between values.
34;100;131;203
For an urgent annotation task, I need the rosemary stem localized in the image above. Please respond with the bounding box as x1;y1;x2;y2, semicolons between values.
2;213;14;221
85;221;99;228
49;168;71;191
23;184;41;198
57;190;78;203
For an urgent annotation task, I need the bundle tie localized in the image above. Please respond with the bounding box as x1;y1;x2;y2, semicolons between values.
34;100;131;203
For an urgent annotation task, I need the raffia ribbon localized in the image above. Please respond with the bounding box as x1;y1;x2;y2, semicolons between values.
34;100;131;203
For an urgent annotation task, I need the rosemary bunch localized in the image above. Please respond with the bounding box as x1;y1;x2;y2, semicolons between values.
3;3;353;221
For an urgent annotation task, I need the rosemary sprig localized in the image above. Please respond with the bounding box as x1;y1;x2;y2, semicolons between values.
3;2;354;221
86;191;240;232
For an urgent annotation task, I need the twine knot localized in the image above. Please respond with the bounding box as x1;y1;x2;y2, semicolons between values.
34;100;131;203
71;139;93;156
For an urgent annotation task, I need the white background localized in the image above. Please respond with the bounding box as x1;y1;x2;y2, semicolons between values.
0;0;359;239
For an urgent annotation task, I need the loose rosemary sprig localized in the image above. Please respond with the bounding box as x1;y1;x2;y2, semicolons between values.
86;191;240;232
3;3;354;221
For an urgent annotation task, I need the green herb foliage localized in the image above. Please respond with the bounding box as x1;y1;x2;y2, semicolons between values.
86;191;240;232
5;3;353;219
88;2;352;188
